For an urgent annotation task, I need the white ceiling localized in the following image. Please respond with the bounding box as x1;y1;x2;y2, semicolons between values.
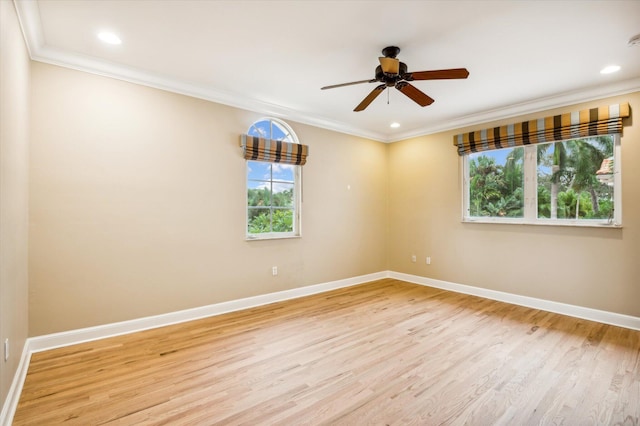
14;0;640;142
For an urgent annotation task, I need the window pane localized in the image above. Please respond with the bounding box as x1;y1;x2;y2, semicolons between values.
272;163;294;182
248;121;270;138
272;209;294;232
468;147;524;218
271;123;290;141
272;183;294;207
247;186;271;207
537;136;614;220
248;208;271;233
248;119;292;142
248;161;271;181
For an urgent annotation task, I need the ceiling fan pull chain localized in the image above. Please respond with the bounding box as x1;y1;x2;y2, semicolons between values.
387;87;390;105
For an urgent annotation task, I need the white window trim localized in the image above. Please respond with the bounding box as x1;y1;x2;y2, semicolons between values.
245;166;302;241
461;135;622;228
245;118;302;241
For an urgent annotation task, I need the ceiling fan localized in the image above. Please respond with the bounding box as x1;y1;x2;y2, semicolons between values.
321;46;469;112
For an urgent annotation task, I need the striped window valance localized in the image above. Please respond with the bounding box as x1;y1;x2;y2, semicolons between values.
240;134;309;166
454;103;630;156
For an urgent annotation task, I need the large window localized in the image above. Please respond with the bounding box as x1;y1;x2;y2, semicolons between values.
245;118;301;239
463;135;621;226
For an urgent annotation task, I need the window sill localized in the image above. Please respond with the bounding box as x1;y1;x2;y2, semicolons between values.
245;234;301;242
462;217;622;229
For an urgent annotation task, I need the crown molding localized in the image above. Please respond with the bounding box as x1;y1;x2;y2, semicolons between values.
14;0;639;144
13;0;41;57
13;0;387;142
390;77;640;142
36;44;389;140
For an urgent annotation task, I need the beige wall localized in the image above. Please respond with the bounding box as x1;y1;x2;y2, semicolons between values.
28;62;389;335
389;92;640;317
0;0;30;409
24;47;640;336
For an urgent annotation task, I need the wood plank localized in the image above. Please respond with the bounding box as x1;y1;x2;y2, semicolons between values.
13;279;640;424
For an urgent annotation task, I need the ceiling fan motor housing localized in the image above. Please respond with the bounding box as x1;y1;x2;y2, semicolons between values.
381;46;401;58
375;62;408;85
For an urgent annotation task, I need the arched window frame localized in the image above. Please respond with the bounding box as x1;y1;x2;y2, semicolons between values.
245;118;302;240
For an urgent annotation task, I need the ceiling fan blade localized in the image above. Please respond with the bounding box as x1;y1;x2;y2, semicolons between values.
379;57;400;74
321;79;377;90
354;84;386;111
405;68;470;81
396;82;434;107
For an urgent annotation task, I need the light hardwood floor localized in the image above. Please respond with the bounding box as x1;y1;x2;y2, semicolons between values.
13;279;640;425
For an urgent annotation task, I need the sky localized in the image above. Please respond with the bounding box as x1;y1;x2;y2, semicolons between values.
246;119;297;193
247;161;294;193
470;146;519;167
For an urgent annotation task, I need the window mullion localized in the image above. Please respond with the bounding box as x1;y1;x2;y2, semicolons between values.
523;145;537;222
461;155;470;220
613;134;622;225
269;165;274;232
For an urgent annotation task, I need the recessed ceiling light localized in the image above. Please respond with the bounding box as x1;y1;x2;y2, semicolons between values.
97;31;122;45
390;122;400;128
600;65;620;74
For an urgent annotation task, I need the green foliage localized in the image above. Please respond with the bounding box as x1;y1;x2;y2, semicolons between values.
556;189;592;219
537;136;614;220
537;185;551;218
247;187;271;207
469;148;524;218
273;189;293;207
247;209;293;234
248;210;272;233
272;209;293;232
247;187;294;233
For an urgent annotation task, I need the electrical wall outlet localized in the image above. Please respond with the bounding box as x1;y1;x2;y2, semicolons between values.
411;255;416;263
4;338;8;362
426;256;431;265
272;266;278;276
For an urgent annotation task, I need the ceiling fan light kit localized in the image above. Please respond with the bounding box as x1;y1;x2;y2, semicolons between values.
322;46;469;112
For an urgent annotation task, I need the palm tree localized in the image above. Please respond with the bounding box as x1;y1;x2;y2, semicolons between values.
537;142;567;219
469;149;524;217
469;155;504;216
566;137;612;216
550;142;568;219
538;136;612;219
504;148;524;195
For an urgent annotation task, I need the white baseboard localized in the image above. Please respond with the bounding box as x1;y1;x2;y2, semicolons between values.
5;270;640;425
25;271;640;354
0;342;32;426
28;271;389;353
389;271;640;331
1;271;388;425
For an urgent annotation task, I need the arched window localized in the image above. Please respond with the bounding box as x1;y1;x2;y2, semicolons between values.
245;118;301;239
